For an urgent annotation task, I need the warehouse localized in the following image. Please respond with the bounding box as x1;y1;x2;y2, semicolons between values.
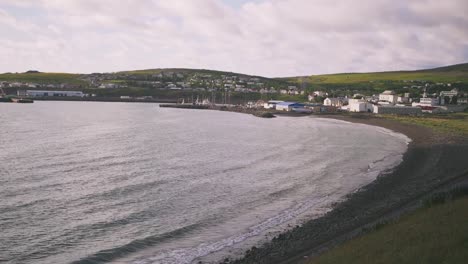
276;102;305;112
23;90;85;97
373;105;422;115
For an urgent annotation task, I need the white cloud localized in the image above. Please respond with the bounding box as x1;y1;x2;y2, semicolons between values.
0;0;467;76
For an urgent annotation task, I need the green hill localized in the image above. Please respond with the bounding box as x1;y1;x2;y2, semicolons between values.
2;63;467;93
120;68;267;79
283;63;468;84
0;73;83;84
0;72;85;84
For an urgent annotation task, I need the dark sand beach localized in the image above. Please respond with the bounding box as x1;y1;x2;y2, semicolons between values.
229;113;468;264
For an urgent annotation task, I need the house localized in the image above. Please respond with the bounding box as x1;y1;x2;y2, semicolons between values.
99;83;119;89
397;96;410;103
379;90;397;104
458;98;468;105
324;97;344;107
313;91;328;97
276;102;305;111
349;99;374;112
439;88;459;105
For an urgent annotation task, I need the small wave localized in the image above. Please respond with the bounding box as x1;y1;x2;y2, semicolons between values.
131;196;332;264
71;224;203;264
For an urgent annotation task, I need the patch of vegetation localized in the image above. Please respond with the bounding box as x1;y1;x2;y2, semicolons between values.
284;63;468;84
0;72;85;85
310;187;468;264
280;63;468;96
381;112;468;136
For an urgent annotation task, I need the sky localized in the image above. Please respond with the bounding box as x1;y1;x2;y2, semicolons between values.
0;0;467;77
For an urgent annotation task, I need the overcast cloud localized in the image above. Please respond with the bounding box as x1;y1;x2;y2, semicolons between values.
0;0;467;76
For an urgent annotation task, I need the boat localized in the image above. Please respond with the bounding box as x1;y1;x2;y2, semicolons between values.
0;88;12;102
0;88;33;103
11;98;34;103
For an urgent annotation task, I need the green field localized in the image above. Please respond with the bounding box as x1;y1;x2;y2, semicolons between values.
310;195;468;264
284;63;468;84
382;112;468;136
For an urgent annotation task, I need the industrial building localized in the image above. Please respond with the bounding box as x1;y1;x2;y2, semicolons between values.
373;105;422;115
412;97;439;107
263;100;284;109
21;90;85;97
349;101;374;112
276;102;305;112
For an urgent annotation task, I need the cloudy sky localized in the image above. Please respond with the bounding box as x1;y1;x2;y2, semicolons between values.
1;0;467;77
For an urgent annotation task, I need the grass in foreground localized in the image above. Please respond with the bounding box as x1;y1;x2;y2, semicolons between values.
381;112;468;136
310;195;468;264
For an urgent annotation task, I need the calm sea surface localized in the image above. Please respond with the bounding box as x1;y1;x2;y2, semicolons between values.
0;101;409;264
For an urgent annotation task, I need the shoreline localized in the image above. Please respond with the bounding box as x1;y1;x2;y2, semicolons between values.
224;113;468;264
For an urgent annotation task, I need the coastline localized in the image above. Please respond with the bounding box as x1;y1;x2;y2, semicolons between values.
225;113;468;264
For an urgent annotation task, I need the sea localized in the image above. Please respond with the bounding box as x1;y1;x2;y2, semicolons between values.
0;101;410;264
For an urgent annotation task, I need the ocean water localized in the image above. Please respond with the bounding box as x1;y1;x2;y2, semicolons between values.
0;101;410;264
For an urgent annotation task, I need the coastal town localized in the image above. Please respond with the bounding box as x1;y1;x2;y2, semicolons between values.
1;70;466;115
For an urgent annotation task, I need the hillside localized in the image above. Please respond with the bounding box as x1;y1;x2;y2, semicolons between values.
1;63;468;98
0;68;283;87
119;68;267;79
0;72;86;85
283;63;468;84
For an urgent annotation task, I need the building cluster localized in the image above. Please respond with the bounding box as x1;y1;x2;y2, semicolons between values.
326;88;466;114
81;72;300;95
249;87;466;115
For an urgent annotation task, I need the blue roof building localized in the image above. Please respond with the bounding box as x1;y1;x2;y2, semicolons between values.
276;102;305;111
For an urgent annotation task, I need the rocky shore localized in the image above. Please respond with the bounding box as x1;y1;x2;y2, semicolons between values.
225;113;468;264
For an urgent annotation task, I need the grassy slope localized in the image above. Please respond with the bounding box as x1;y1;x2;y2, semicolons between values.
311;197;468;264
381;112;468;136
2;63;467;88
0;73;84;84
284;63;468;84
120;68;267;79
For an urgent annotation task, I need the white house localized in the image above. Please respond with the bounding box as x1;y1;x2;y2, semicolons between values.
324;98;344;107
313;91;328;97
379;90;398;104
349;99;374;112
